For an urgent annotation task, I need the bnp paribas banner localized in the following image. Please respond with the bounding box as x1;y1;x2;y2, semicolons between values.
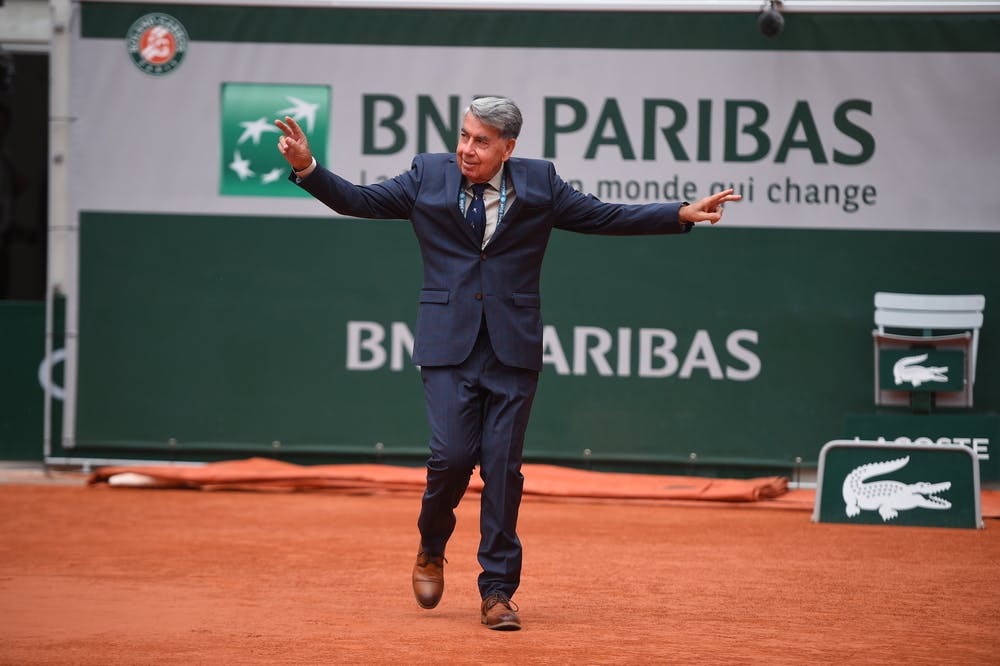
59;2;1000;473
71;3;1000;232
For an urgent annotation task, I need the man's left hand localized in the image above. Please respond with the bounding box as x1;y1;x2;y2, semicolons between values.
275;116;314;173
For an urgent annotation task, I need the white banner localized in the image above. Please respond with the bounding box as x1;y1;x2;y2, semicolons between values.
70;31;1000;232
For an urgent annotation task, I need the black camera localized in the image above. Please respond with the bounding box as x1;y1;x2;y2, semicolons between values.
758;1;785;38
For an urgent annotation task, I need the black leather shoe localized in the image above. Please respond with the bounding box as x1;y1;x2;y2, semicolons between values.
481;593;521;630
412;549;445;609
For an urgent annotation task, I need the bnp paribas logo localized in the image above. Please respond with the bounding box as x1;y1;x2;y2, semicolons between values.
220;83;330;197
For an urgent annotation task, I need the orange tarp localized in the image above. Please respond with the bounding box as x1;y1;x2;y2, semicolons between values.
88;457;788;502
86;457;1000;516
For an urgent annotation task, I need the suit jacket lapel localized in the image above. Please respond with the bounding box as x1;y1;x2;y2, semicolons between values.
489;159;523;245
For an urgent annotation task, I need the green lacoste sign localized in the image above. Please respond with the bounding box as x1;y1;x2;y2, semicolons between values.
878;348;965;393
219;83;330;197
813;440;982;529
843;413;999;483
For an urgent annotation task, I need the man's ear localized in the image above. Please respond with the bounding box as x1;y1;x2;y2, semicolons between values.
503;138;516;160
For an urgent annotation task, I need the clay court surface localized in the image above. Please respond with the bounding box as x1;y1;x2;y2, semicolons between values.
2;465;999;665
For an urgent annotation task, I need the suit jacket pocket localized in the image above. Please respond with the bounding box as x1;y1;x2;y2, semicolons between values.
512;292;540;308
419;289;450;304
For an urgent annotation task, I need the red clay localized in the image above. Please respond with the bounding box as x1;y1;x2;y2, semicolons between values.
1;482;998;664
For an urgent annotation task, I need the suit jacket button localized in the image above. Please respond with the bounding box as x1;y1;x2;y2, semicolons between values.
475;292;483;300
480;253;487;260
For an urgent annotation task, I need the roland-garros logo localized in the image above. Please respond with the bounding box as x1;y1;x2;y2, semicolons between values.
126;13;189;76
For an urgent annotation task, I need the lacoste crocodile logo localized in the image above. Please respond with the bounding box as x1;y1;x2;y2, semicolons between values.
842;456;951;521
893;353;949;387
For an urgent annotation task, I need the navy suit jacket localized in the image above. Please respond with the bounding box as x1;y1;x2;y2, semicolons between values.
295;153;690;372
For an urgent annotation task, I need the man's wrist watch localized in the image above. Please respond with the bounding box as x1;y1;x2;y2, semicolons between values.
678;202;693;232
293;157;316;174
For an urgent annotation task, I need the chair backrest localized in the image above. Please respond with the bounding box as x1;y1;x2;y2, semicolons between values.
873;291;985;384
874;292;985;332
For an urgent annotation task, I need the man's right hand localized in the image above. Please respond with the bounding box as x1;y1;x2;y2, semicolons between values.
275;116;315;174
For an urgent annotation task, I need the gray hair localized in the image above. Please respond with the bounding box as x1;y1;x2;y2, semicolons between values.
466;96;523;140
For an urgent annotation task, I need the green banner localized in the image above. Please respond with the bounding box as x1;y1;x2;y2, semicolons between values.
65;212;1000;473
80;3;1000;52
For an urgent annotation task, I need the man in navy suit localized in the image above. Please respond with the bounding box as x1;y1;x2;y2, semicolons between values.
276;97;739;630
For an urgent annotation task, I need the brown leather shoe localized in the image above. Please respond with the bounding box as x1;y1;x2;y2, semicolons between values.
412;549;445;609
480;593;521;631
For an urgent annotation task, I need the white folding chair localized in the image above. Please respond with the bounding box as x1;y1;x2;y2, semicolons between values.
872;292;985;408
